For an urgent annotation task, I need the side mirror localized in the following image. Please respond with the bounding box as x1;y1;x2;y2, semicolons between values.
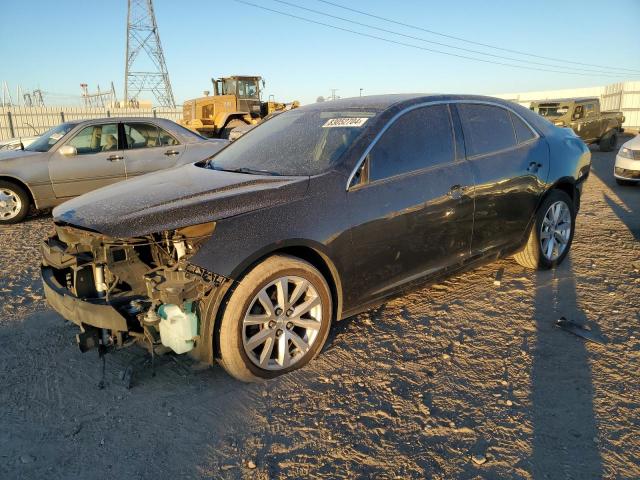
59;145;77;157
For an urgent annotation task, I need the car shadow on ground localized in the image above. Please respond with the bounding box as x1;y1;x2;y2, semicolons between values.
530;257;603;479
589;136;640;239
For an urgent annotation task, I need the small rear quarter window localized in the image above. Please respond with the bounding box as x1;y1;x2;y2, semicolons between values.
511;113;536;144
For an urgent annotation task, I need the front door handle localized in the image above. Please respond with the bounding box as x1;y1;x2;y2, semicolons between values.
107;155;123;162
448;184;463;200
164;150;180;156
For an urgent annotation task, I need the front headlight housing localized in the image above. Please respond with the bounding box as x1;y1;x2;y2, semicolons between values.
618;147;636;159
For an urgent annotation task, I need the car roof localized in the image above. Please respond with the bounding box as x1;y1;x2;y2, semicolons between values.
299;93;523;113
75;117;178;126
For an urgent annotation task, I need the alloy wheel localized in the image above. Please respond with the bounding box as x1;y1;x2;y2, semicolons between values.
0;188;22;220
242;276;323;370
540;200;572;261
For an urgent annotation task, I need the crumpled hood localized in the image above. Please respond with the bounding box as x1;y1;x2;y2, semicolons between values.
53;163;309;237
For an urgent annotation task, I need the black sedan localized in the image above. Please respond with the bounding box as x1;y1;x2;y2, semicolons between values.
42;94;591;382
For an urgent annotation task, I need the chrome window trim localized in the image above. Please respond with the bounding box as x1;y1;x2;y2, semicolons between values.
345;99;540;191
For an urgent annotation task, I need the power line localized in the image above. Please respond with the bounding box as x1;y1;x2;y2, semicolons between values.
234;0;635;78
317;0;640;75
273;0;635;76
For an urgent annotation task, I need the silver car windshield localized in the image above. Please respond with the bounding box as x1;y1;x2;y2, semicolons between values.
25;122;78;152
208;109;376;176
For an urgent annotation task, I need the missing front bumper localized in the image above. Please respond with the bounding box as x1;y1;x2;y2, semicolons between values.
41;266;129;332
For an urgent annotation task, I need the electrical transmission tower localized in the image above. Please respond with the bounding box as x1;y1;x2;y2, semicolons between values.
125;0;175;108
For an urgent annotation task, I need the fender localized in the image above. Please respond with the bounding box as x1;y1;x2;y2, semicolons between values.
0;174;43;208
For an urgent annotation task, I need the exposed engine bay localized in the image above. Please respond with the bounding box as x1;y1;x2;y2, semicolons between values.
41;221;228;363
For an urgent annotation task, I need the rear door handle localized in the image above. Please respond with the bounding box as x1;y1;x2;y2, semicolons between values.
448;184;464;200
527;161;543;173
164;150;180;156
107;155;123;162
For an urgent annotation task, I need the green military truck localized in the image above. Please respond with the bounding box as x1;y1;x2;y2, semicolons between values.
530;97;624;151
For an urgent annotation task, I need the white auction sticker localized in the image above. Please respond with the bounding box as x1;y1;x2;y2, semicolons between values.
322;117;369;128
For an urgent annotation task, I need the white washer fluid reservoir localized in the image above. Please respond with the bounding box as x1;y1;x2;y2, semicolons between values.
158;302;198;354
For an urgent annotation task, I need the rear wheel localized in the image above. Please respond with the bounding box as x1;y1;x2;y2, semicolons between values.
513;190;575;270
0;181;30;224
221;119;247;140
217;255;332;382
599;131;618;152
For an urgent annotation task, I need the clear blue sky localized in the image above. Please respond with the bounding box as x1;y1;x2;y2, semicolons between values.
1;0;639;106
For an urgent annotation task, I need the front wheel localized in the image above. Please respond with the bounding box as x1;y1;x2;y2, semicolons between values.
216;255;332;382
599;131;618;152
220;119;247;140
513;190;576;270
0;181;30;224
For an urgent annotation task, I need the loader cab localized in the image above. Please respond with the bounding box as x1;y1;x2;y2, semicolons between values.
213;76;263;118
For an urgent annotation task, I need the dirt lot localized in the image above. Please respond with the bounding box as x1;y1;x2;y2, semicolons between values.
1;139;639;480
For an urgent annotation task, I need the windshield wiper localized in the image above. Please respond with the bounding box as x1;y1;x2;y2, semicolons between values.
210;162;279;176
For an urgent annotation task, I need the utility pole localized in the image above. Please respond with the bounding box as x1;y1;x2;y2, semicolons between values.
330;89;339;101
125;0;175;108
359;88;363;97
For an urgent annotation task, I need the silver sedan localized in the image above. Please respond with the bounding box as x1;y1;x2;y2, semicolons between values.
0;117;228;223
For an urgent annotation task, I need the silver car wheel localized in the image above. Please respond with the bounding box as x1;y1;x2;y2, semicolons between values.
242;275;323;371
0;188;22;220
540;200;572;261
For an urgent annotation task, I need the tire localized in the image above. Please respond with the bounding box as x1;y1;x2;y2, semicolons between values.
216;254;333;382
513;190;575;270
616;178;635;186
599;131;617;152
221;119;247;140
0;180;30;224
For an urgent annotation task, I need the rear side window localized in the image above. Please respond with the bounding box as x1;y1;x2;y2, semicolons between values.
124;123;180;149
458;104;516;157
369;104;454;182
510;113;536;143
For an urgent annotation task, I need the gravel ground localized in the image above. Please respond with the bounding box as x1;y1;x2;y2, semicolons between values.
1;140;639;479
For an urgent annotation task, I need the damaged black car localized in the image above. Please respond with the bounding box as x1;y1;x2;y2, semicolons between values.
42;94;591;382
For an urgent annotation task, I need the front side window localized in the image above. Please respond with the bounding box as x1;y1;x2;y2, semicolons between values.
368;104;455;182
237;80;259;99
574;105;584;119
123;123;179;149
585;104;595;116
458;104;516;157
222;79;237;96
66;124;119;155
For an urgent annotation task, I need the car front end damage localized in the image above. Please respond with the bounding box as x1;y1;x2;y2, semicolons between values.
41;221;230;362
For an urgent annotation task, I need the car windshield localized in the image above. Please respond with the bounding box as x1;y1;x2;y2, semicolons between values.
208;108;376;176
25;122;77;152
534;104;570;117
